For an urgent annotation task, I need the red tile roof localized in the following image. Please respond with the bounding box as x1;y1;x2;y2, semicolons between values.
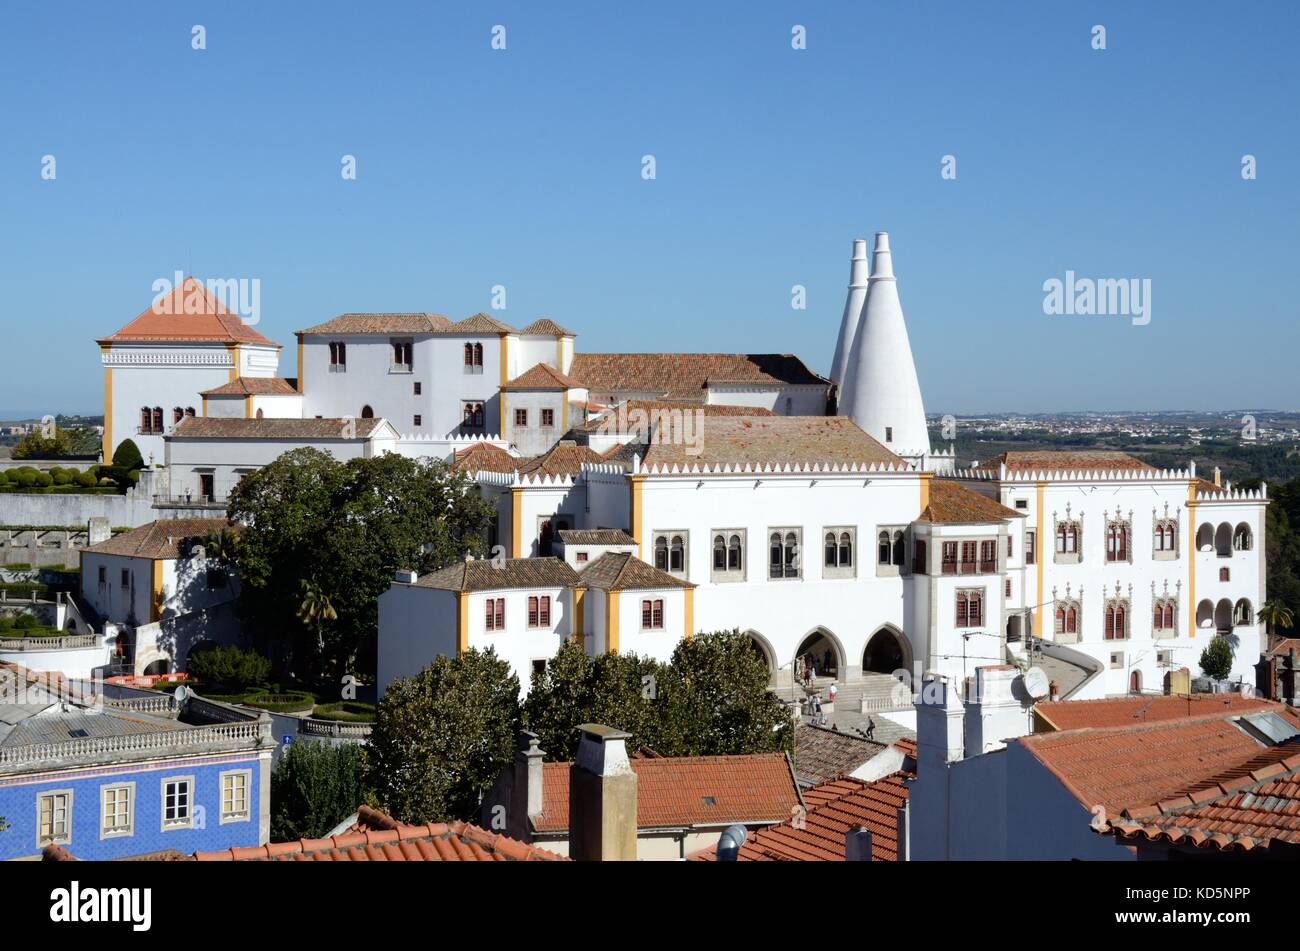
502;362;584;391
532;753;800;833
99;277;279;347
83;518;234;560
1034;693;1278;732
571;399;774;435
639;415;902;470
917;480;1024;524
1019;705;1300;816
692;773;912;861
296;313;453;335
412;557;581;592
577;551;695;591
199;377;299;397
169;416;389;440
520;318;574;336
978;450;1155;474
516;440;605;478
568;353;828;402
187;806;565;862
452;441;518;474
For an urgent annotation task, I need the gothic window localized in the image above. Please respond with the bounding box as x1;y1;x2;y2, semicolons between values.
956;589;984;627
711;531;745;581
1153;518;1178;557
769;529;800;580
1105;519;1130;563
1104;598;1130;640
1054;519;1081;562
653;531;688;578
1153;597;1177;633
1054;599;1080;636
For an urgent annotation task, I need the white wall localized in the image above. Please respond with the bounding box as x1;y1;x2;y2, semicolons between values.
704;384;828;416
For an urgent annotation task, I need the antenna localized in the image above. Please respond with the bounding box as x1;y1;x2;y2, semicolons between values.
1022;667;1050;700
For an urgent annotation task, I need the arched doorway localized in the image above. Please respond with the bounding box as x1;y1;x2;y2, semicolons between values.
143;659;171;677
862;625;910;675
743;630;776;674
1129;670;1142;693
796;628;843;679
360;405;375;419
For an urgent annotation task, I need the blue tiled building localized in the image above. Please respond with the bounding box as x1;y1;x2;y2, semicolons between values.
0;669;272;860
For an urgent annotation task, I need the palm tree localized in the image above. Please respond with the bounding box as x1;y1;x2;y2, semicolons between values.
296;578;337;653
203;527;239;597
1259;600;1295;645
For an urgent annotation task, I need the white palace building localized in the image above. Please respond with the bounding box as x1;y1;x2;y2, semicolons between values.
88;234;1269;702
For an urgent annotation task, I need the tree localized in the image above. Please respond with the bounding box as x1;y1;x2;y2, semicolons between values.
226;448;496;679
11;428;71;459
367;648;520;823
1200;635;1235;681
111;439;144;471
187;645;271;692
654;630;793;757
1260;600;1295;641
523;640;664;760
296;578;338;682
270;739;367;841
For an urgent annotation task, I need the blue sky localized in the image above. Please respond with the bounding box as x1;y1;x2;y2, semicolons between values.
1;1;1296;418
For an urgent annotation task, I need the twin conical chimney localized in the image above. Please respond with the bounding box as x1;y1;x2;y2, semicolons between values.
837;232;931;460
829;239;870;387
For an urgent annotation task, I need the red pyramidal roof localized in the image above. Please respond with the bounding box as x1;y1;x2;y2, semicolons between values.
99;277;279;347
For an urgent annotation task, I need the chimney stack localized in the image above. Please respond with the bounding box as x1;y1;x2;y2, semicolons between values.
829;238;870;388
393;568;418;584
569;724;638;861
845;825;873;861
1213;466;1222;487
512;730;546;832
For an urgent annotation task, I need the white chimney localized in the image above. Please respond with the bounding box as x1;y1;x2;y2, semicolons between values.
829;238;870;388
838;232;932;460
845;825;873;861
569;724;638;861
394;568;418;584
965;665;1033;757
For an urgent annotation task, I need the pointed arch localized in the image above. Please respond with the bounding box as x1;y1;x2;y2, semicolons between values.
862;623;912;676
795;626;845;679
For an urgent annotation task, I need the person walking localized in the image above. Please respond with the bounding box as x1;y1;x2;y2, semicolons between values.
865;716;876;740
828;681;839;704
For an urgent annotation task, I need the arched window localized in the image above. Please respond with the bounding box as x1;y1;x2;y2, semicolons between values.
1234;599;1253;626
1055;606;1066;633
140;407;151;432
769;531;800;579
185;407;195;417
714;534;727;571
878;531;891;565
654;536;669;572
1104;606;1115;640
824;532;836;567
728;534;742;570
152;407;163;432
892;531;906;567
256;408;264;419
1106;520;1129;562
474;342;483;366
670;535;685;574
1066;606;1077;633
839;532;852;567
361;405;374;419
464;343;474;366
1233;524;1253;551
1163;603;1174;629
173;407;184;424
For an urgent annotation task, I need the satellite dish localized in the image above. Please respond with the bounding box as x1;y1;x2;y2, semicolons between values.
1023;667;1050;699
172;684;189;703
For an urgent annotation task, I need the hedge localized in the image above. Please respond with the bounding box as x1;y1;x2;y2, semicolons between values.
240;690;315;714
311;701;376;723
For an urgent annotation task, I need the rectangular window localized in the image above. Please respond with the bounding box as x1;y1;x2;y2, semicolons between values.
220;770;251;823
98;565;107;585
767;528;800;580
956;590;984;627
38;791;72;846
538;596;551;626
121;569;130;589
1026;530;1035;565
1015;499;1028;510
979;540;996;573
541;408;554;428
941;542;957;574
1005;578;1012;598
1006;535;1013;558
822;527;855;578
960;541;977;574
913;539;927;574
413;381;421;395
101;784;133;838
641;599;664;630
486;598;506;631
576;552;588;563
391;339;413;370
413;415;422;427
515;408;528;428
884;426;893;442
162;777;193;829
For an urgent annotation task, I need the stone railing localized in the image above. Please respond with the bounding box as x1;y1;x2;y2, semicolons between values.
0;717;272;769
298;717;373;740
107;695;177;715
0;634;99;651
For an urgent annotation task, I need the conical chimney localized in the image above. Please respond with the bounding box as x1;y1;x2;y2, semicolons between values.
829;238;870;387
838;232;931;459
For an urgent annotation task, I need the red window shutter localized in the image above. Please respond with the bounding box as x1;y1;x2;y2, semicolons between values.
1067;607;1077;634
956;593;966;626
642;600;652;628
485;600;494;630
653;600;663;628
528;597;538;626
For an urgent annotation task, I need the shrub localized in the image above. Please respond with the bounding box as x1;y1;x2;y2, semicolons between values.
1200;636;1235;681
112;439;144;471
13;614;40;630
51;469;72;486
33;472;52;488
12;470;37;488
0;616;14;631
270;740;367;841
74;471;97;487
241;690;315;713
312;701;377;723
186;645;272;692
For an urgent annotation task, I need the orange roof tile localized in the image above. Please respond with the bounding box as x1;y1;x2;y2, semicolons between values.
978;450;1155;474
99;277;279;347
520;318;574;336
83;518;234;560
640;415;902;470
692;773;912;862
917;480;1024;524
1034;693;1278;732
502;362;584;391
296;313;453;335
199;377;299;397
452;441;518;474
533;753;800;833
577;551;695;591
186;806;565;862
516;440;605;478
568;353;828;402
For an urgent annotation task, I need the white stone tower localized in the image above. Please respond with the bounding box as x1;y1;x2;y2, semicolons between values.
838;232;932;463
829;238;870;388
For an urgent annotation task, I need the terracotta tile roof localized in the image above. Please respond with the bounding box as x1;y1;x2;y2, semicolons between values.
296;312;452;335
84;518;234;560
185;806;565;862
169;416;389;440
1034;693;1278;732
639;416;902;469
692;773;912;861
501;362;584;391
568;353;829;402
516;440;605;478
533;753;801;833
572;399;774;435
199;377;299;397
452;441;518;474
1019;706;1300;816
1193;478;1230;496
557;529;635;546
99;277;279;347
1266;637;1300;657
520;318;574;336
578;551;695;591
917;480;1024;524
978;450;1156;474
794;724;887;786
893;737;918;759
447;312;515;334
412;557;580;592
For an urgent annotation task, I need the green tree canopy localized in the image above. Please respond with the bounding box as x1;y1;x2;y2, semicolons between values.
111;438;144;470
270;739;367;841
1200;635;1235;681
367;648;520;824
12;427;71;459
226;448;496;679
